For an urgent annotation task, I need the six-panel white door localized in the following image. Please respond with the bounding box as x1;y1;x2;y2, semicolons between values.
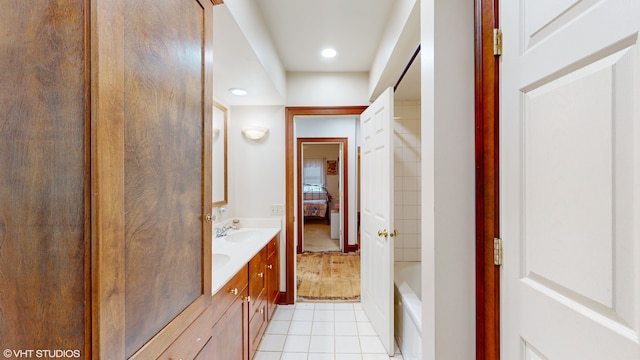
500;0;640;358
360;86;395;356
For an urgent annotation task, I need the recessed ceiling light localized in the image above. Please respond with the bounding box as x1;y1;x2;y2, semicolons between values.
321;48;337;58
229;88;247;96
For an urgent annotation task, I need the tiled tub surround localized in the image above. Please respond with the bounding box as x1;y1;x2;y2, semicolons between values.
393;100;421;262
212;218;281;294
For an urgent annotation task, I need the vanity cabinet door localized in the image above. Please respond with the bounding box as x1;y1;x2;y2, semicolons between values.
210;287;249;360
266;235;280;321
248;247;268;359
248;247;267;315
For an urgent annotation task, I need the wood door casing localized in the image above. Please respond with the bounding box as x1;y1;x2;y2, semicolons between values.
296;138;349;254
284;107;366;304
474;0;500;358
0;0;91;355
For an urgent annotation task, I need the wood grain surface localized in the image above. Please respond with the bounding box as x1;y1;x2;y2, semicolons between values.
297;253;360;300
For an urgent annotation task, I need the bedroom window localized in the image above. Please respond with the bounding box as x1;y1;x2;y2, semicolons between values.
303;158;325;186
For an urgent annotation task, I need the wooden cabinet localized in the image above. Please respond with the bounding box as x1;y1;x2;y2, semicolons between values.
210;267;250;360
0;1;217;358
158;305;215;360
248;247;268;359
266;235;281;321
210;235;279;360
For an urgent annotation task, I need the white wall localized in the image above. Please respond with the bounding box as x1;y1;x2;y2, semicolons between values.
421;0;476;359
224;105;286;219
296;117;359;247
394;100;422;262
220;105;288;290
287;72;370;106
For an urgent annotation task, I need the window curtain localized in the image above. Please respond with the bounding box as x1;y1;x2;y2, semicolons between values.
303;158;325;186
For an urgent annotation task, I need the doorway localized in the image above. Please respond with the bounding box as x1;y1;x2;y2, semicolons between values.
283;107;367;304
298;140;346;253
295;125;359;302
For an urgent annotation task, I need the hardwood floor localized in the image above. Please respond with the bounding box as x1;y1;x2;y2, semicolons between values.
296;252;360;301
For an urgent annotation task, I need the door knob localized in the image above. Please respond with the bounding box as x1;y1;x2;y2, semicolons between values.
378;229;388;237
390;229;399;237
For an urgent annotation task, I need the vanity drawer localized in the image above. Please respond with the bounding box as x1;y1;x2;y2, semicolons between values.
212;264;248;326
248;272;265;316
249;247;266;277
159;304;214;360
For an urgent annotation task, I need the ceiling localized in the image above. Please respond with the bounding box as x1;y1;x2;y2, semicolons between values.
212;0;420;106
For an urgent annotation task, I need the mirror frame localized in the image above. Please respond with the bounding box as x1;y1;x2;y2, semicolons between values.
212;101;228;206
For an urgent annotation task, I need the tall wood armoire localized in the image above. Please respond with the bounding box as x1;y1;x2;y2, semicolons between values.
0;1;216;358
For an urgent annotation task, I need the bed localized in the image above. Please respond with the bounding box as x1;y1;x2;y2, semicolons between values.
302;184;331;224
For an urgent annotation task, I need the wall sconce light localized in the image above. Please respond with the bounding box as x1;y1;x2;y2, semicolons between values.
242;126;269;141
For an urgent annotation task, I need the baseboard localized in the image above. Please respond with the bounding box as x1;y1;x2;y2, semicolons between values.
345;244;359;253
277;291;292;305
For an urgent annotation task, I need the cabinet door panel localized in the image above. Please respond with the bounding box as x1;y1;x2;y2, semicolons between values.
266;236;280;321
122;0;212;357
211;288;249;360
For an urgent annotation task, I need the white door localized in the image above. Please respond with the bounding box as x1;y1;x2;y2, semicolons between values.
360;86;394;355
501;1;640;359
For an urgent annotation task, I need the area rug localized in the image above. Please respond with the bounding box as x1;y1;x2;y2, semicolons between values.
296;252;360;301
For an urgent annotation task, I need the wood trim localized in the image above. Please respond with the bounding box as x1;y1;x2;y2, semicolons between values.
296;137;350;254
282;106;367;304
345;244;359;253
91;0;126;358
475;0;500;359
83;0;92;357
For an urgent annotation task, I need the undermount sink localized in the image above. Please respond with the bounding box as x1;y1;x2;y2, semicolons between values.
224;230;262;243
212;253;230;271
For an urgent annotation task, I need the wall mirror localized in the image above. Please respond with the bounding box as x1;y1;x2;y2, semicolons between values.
212;101;228;206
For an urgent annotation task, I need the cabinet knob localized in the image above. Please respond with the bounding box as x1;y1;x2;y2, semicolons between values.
258;272;264;278
229;287;238;295
258;307;264;314
267;264;273;270
243;295;251;302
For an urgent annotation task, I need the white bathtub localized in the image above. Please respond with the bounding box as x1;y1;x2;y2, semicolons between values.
394;261;422;360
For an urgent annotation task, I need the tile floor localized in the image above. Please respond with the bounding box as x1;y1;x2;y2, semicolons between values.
255;302;404;360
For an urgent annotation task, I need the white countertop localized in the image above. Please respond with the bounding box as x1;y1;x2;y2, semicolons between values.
211;219;281;295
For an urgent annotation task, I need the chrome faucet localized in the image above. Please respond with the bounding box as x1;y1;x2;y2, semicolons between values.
215;224;237;238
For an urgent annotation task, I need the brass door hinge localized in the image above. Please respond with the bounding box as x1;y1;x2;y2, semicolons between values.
493;237;503;266
493;28;502;56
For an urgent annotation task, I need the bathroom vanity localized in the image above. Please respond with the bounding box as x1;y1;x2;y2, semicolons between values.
209;226;281;360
